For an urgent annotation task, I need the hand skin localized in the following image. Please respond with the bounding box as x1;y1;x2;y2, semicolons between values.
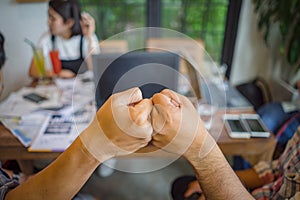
29;58;78;79
80;87;153;162
28;59;75;79
80;12;96;40
6;138;99;200
5;88;152;200
80;12;97;71
184;168;263;199
152;89;254;200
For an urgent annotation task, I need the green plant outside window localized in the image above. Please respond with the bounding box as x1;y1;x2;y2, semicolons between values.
80;0;228;63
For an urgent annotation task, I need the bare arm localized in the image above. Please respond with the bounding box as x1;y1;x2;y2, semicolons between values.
184;131;254;200
6;137;100;200
6;87;152;200
81;12;99;71
152;89;254;200
184;166;263;198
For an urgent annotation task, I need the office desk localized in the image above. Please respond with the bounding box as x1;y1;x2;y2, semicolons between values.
0;108;277;174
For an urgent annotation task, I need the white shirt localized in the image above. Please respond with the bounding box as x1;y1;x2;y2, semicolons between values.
37;31;100;70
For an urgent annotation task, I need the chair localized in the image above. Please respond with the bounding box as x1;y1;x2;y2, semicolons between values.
99;40;128;53
146;38;205;100
233;77;273;170
235;77;272;111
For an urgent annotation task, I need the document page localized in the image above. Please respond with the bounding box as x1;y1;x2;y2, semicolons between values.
28;104;94;152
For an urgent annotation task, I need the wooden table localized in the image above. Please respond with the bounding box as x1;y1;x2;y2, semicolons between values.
0;109;277;174
209;109;277;165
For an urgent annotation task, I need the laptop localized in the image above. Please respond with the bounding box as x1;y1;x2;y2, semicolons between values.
92;51;180;109
200;79;253;110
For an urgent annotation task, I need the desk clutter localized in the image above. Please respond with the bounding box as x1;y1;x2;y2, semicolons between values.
0;71;95;151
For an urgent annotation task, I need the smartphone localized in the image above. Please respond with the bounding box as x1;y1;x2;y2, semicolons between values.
241;114;270;138
223;114;250;139
23;93;48;104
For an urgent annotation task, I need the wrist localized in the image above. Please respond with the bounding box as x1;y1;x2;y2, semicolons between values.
78;136;107;164
79;118;116;162
87;35;96;46
88;38;99;54
184;128;217;161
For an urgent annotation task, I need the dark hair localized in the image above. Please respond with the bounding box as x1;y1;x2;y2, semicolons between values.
49;0;82;36
0;32;5;69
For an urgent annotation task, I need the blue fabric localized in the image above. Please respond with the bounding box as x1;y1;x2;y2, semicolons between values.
233;102;300;168
258;102;300;159
257;102;298;134
277;114;300;145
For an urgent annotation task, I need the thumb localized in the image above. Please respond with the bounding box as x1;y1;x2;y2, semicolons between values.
113;87;142;106
129;98;153;138
129;98;152;126
111;87;152;139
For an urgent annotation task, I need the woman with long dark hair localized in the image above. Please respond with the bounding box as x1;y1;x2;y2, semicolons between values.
29;0;100;78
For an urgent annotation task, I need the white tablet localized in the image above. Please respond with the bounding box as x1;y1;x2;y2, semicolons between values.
241;114;270;138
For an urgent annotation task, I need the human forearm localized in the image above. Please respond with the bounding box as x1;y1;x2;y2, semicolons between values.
87;35;99;53
6;137;100;200
185;131;254;200
86;35;99;70
236;169;263;190
151;90;254;199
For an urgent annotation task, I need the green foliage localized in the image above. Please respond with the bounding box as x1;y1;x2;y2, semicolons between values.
162;0;228;61
79;0;228;62
253;0;300;71
80;0;145;40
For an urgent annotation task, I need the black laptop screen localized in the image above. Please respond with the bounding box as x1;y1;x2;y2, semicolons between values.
92;51;180;109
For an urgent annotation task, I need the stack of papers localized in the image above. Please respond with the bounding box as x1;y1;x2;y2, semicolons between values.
0;72;96;151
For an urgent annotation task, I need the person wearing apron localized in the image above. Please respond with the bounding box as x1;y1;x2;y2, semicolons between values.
28;0;100;79
51;35;88;75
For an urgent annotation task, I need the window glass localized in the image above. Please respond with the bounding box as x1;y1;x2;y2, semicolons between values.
80;0;146;40
80;0;228;62
162;0;228;62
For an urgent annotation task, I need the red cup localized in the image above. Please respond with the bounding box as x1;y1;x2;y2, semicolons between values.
49;50;62;74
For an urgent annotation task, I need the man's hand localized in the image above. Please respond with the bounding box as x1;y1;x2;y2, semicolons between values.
151;89;209;157
80;87;153;162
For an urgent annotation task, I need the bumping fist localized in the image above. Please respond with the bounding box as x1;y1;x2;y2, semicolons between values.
80;87;212;162
79;87;153;162
151;89;209;156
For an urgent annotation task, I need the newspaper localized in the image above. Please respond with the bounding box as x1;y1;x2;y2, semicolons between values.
28;104;94;152
0;71;96;150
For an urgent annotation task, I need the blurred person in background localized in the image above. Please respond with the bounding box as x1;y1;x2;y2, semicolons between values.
29;0;100;79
